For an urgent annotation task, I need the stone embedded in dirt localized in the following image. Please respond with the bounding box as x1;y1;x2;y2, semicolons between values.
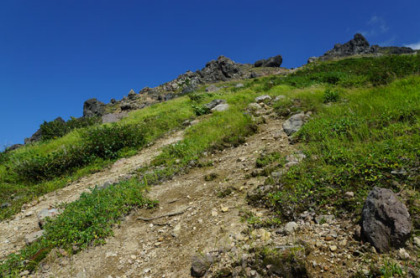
211;103;230;112
345;191;355;198
282;112;306;136
329;245;337;252
315;214;335;224
172;223;181;238
191;254;213;277
255;95;271;103
285;152;306;167
205;85;220;92
25;230;44;245
414;237;420;248
205;99;226;110
284;221;298;235
361;187;412;253
235;83;244;88
37;208;59;228
398;248;410;260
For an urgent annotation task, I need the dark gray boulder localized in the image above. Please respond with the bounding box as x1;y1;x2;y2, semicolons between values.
83;98;105;117
362;187;412;252
254;55;283;67
197;56;243;83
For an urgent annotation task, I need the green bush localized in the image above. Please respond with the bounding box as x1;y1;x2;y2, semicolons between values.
41;116;100;141
15;124;146;182
323;89;340;103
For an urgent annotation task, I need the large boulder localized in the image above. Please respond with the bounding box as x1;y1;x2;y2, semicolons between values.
254;55;283;67
83;98;105;117
282;112;306;136
362;187;412;252
197;56;243;83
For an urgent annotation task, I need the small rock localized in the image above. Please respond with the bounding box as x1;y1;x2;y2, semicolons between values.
172;223;181;237
398;248;410;260
330;245;337;252
255;95;271;103
345;191;355;198
274;95;286;102
211;103;229;112
206;85;220;92
235;83;244;88
339;239;347;247
105;252;117;258
24;230;44;245
284;221;298;234
19;270;30;277
414;237;420;248
37;208;59;228
220;206;229;213
25;211;34;217
191;254;213;277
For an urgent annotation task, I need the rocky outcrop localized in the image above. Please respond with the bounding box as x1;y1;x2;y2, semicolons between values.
254;55;283;67
321;33;378;61
24;128;42;144
83;98;105;117
312;33;415;62
197;56;244;83
4;144;23;152
361;187;412;252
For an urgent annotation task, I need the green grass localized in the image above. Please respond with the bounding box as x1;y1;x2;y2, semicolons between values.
265;76;420;221
1;54;419;275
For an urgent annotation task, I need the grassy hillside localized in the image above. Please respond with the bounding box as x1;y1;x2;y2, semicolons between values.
0;54;419;276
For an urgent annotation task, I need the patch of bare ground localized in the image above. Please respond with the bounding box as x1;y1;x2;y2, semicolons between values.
31;113;294;277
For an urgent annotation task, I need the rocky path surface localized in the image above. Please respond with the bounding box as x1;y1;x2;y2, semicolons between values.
31;112;295;277
0;131;184;260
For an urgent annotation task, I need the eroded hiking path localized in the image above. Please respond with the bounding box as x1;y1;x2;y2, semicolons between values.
33;115;294;278
0;131;184;260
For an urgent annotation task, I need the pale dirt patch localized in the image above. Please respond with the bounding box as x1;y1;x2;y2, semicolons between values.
0;131;184;260
32;116;294;278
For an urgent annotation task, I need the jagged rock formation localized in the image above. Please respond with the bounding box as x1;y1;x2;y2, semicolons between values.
309;33;415;63
254;55;282;67
83;98;105;117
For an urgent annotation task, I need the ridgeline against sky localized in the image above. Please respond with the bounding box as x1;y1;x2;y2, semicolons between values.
1;0;419;146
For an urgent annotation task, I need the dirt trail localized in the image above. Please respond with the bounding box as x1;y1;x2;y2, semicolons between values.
0;131;184;260
33;115;294;278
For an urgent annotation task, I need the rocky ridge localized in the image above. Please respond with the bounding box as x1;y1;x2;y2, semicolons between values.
308;33;416;63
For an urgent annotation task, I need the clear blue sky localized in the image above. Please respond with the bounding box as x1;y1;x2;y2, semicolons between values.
1;0;419;147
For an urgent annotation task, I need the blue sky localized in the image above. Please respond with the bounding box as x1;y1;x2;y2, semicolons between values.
1;0;419;147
